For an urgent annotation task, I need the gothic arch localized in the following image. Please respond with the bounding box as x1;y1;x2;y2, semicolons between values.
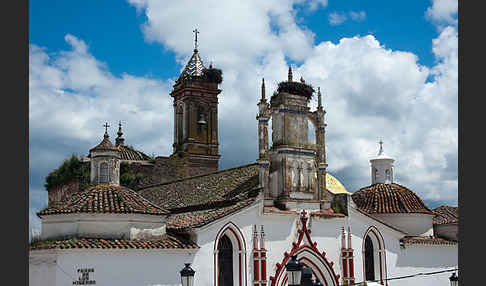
270;211;340;286
214;222;248;286
362;226;388;285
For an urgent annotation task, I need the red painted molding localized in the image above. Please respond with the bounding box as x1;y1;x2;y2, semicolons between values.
269;210;340;286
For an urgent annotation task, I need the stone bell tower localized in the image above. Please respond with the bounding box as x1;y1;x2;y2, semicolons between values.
257;67;329;210
170;29;222;177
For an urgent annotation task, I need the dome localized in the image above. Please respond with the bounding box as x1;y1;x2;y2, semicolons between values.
325;173;350;195
118;145;152;161
38;184;169;217
89;134;119;152
351;183;433;215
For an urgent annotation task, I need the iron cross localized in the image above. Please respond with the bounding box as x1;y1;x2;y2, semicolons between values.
193;28;199;50
103;122;110;133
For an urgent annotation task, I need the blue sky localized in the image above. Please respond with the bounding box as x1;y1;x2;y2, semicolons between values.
29;0;458;230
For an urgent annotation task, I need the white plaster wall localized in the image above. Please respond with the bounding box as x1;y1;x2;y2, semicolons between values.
41;214;165;240
30;250;196;286
348;208;458;286
371;213;434;236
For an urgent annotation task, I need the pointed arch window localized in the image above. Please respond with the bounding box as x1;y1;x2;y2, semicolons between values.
100;162;109;184
214;222;247;286
385;169;391;184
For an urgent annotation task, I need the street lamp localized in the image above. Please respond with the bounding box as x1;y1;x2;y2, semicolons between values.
449;272;458;286
301;267;313;286
285;255;303;286
180;263;195;286
312;278;323;286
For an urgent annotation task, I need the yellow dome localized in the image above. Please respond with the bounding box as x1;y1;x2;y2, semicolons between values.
325;173;350;195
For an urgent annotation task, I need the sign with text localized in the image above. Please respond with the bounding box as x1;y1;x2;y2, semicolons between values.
73;268;96;285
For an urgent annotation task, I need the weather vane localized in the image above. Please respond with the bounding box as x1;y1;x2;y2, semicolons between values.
193;28;199;50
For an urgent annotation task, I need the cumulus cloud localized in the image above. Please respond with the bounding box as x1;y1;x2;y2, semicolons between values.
328;12;347;26
29;0;458;223
307;0;328;11
426;0;458;26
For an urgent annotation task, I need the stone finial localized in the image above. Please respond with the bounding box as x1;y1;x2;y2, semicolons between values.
318;87;322;108
193;28;199;51
288;66;293;82
300;76;305;83
116;121;125;146
103;122;110;139
261;78;266;100
378;140;384;156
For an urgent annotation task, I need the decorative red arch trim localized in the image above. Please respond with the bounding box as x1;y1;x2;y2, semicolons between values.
362;226;387;286
214;221;248;286
269;210;340;286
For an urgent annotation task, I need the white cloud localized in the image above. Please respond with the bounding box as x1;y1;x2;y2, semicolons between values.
349;11;366;22
307;0;328;11
328;12;347;26
426;0;458;25
29;0;458;217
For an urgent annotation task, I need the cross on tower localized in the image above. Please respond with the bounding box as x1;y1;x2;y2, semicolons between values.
193;28;199;50
103;122;110;133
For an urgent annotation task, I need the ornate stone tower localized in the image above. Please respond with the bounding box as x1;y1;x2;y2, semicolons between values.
89;123;121;186
370;141;394;184
170;30;222;177
257;67;329;210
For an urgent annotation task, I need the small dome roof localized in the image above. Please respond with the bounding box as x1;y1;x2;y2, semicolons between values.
38;184;169;217
351;183;434;215
118;145;152;161
89;134;119;152
326;173;350;195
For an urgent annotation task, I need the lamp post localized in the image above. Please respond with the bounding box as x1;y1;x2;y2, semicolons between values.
449;272;458;286
180;263;195;286
285;255;303;286
312;278;323;286
301;267;313;286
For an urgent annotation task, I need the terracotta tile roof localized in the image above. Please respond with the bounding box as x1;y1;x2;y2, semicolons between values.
139;163;259;211
351;183;434;215
166;197;257;230
310;209;345;218
29;234;199;251
139;163;261;230
433;205;459;225
37;184;169;217
400;236;457;246
89;136;119;152
118;145;152;161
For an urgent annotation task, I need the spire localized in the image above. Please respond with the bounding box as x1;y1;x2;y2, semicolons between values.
261;78;266;101
317;87;322;108
288;66;293;82
116;121;125;146
192;28;199;51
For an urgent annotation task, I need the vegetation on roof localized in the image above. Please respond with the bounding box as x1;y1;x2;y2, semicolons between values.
44;155;90;191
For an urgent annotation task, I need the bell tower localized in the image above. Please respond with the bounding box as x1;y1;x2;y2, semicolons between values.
170;30;222;177
257;67;330;210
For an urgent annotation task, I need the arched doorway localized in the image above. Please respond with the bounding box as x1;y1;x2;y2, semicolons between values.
218;234;234;286
364;236;375;281
213;222;247;286
362;226;387;285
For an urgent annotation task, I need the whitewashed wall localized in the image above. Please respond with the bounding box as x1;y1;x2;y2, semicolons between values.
30;249;197;286
30;201;458;286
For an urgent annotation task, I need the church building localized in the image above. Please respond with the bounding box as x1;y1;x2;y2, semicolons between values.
29;38;458;286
